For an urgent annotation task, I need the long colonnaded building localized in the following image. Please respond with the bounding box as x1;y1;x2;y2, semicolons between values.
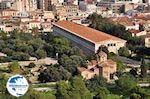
53;20;127;55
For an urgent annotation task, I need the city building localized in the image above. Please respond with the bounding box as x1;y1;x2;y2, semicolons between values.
111;3;124;13
114;0;143;4
79;2;97;14
0;0;16;9
64;3;79;20
67;0;78;5
78;51;117;81
41;21;53;32
37;0;58;11
133;14;150;31
124;3;139;12
44;0;52;11
96;1;125;13
29;20;41;29
20;22;29;32
52;3;79;20
52;4;67;20
109;16;139;30
128;29;147;37
0;9;18;17
53;20;126;55
145;34;150;47
42;11;55;21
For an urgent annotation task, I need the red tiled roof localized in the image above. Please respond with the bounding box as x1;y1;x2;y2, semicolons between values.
0;16;10;19
30;20;40;23
106;59;116;65
108;16;134;26
146;34;150;38
128;29;141;34
54;20;126;44
133;15;150;21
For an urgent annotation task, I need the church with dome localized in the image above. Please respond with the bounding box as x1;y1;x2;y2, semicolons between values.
78;51;117;81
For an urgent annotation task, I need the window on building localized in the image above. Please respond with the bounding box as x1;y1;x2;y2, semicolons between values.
110;74;114;80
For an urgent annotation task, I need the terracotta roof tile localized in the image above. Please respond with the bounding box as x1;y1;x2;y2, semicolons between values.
30;20;40;23
109;16;134;26
128;29;141;34
77;67;87;72
146;34;150;38
106;59;116;65
54;20;126;43
133;15;150;21
0;16;10;19
91;60;97;65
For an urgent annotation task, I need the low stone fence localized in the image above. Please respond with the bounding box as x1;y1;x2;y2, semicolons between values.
0;58;58;68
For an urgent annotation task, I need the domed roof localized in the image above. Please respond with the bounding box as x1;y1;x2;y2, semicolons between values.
97;51;107;57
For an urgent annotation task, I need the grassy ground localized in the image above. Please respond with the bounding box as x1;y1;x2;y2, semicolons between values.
0;67;9;73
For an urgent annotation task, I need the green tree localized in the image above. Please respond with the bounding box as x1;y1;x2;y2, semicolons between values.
29;38;45;51
40;32;54;43
0;57;12;63
8;61;22;73
2;48;13;56
28;62;36;68
43;44;55;57
130;93;141;99
0;40;6;52
56;81;71;99
87;75;107;91
129;68;138;77
31;27;39;36
116;60;126;72
12;52;30;61
69;76;92;99
93;87;109;99
135;46;150;56
35;49;47;59
66;46;84;57
59;54;87;75
0;74;8;93
53;37;70;55
56;76;92;99
0;31;7;40
116;74;137;94
86;76;109;99
118;47;130;57
107;94;120;99
38;65;71;83
130;86;150;98
140;57;148;78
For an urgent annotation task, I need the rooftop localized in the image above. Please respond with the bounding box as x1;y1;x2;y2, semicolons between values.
133;15;150;21
0;9;18;11
108;16;134;26
54;20;126;44
146;34;150;38
128;29;141;34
